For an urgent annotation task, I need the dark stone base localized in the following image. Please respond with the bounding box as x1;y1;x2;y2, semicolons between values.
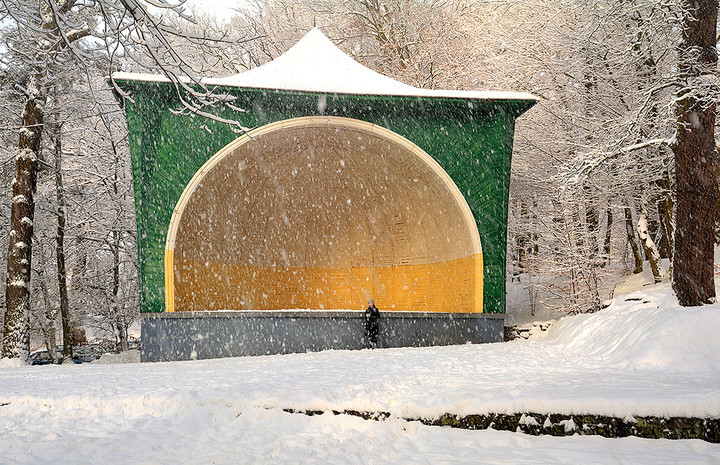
290;409;720;443
424;412;720;442
140;311;504;362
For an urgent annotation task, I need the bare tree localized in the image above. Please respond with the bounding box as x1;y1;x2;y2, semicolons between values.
48;118;73;362
31;236;57;363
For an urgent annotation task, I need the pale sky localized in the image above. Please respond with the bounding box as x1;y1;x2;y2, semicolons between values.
183;0;250;19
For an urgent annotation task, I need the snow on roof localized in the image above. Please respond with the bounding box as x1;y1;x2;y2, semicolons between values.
113;28;537;102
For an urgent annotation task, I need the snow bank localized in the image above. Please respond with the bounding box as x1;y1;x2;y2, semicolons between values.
0;357;26;369
93;349;140;365
545;283;720;372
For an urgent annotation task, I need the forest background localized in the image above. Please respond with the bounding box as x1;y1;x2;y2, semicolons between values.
0;0;717;360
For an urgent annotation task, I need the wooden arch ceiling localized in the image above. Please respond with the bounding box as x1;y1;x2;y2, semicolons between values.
165;116;483;313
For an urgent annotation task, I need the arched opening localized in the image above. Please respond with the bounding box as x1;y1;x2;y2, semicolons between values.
165;116;482;313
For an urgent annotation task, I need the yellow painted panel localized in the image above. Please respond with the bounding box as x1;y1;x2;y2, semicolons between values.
170;253;483;313
165;249;175;312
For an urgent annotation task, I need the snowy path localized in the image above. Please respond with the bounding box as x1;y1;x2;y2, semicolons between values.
1;284;719;464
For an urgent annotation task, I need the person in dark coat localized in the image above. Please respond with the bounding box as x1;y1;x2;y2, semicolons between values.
364;299;380;348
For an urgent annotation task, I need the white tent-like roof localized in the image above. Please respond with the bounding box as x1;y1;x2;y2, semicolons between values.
113;28;537;102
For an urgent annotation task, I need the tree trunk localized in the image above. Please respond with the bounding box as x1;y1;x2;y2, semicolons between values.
602;206;613;267
2;77;44;361
583;184;599;263
672;0;718;306
531;196;539;256
516;199;528;275
656;201;671;259
111;229;128;352
637;213;666;283
35;240;57;364
656;168;674;276
110;130;129;351
624;207;644;274
51;122;74;363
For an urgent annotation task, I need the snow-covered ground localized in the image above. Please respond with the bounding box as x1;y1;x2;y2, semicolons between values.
1;283;719;464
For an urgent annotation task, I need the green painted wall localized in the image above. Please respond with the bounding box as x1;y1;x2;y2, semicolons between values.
117;80;534;314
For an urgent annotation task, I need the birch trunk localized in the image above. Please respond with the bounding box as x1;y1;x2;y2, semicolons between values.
637;214;666;283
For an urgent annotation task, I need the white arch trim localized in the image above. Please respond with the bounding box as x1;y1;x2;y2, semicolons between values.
164;116;482;312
